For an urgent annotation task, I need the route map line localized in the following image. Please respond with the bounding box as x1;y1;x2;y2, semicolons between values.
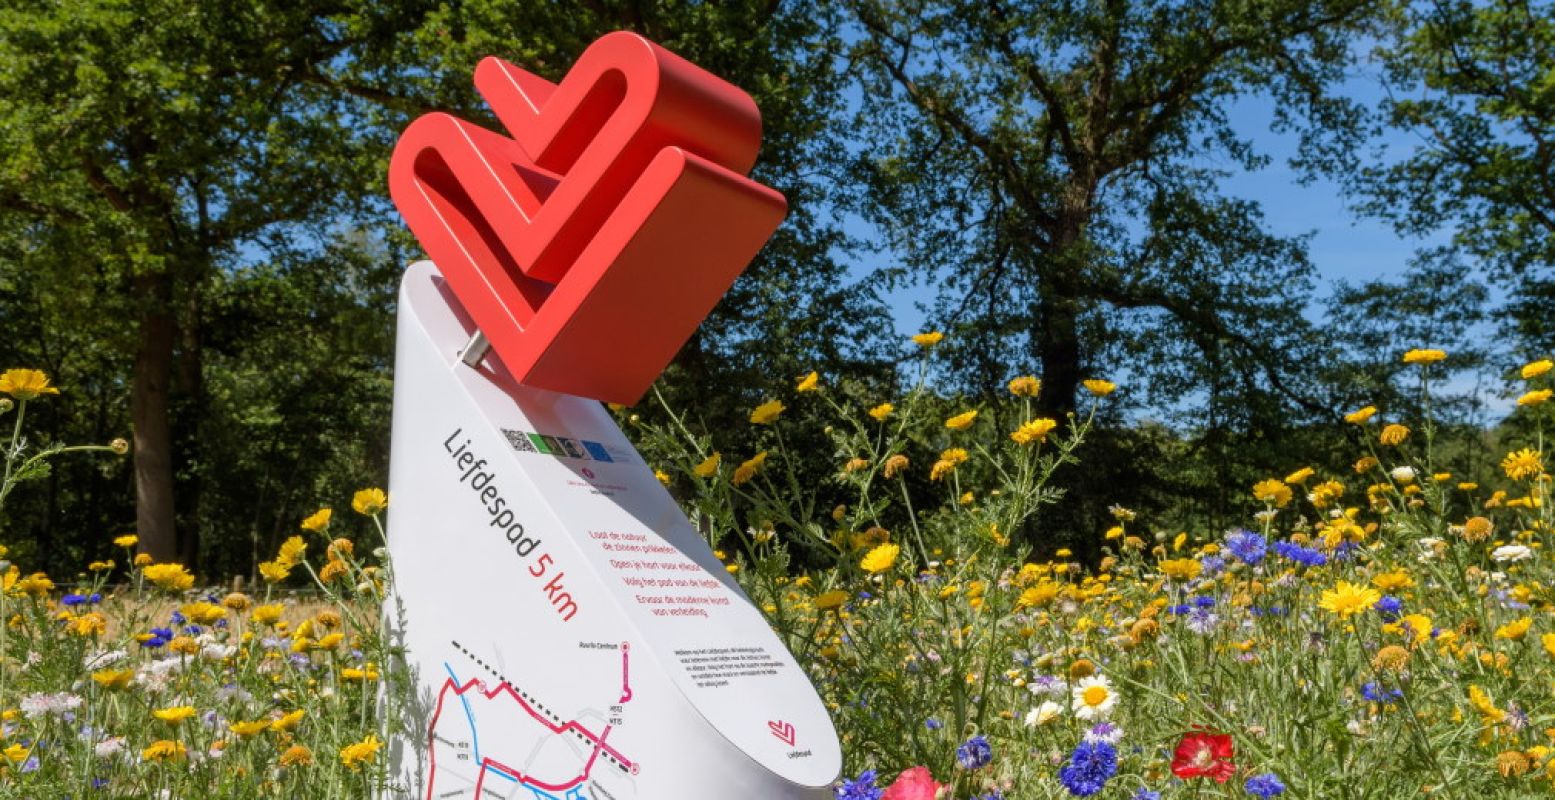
426;640;636;800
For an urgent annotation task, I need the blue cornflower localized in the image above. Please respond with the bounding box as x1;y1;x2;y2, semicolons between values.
169;611;187;625
61;594;88;607
1362;682;1402;704
1133;791;1162;800
183;625;204;636
88;592;101;604
1245;773;1286;797
1200;555;1226;577
1058;740;1117;797
140;636;167;649
925;718;942;730
1373;595;1403;620
1272;540;1327;567
834;769;882;800
149;626;174;640
1167;604;1191;615
1193;595;1216;609
1224;530;1267;565
956;735;993;769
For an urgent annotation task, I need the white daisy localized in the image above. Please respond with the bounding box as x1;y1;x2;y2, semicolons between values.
1024;700;1063;727
1070;675;1118;720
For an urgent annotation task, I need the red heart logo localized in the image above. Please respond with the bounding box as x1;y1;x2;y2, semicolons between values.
768;719;796;746
389;32;786;404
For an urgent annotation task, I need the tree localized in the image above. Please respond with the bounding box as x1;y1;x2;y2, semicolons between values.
0;0;885;573
836;0;1379;422
0;1;390;562
1359;0;1555;351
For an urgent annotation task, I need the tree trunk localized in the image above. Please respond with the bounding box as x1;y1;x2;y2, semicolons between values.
132;271;178;564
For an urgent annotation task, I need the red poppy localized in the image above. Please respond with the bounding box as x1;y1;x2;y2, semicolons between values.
1171;730;1235;782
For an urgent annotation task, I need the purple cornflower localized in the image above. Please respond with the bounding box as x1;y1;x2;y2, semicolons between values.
1224;530;1267;565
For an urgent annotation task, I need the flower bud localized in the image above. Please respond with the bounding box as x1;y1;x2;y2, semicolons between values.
109;438;130;455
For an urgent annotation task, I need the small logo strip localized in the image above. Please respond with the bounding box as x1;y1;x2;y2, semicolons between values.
501;428;613;464
768;720;796;746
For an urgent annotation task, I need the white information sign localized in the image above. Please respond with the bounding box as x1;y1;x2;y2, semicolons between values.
384;261;841;799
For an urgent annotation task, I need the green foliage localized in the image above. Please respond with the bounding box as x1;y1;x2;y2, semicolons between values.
1361;0;1555;349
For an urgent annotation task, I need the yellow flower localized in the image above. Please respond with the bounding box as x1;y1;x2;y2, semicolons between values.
66;612;107;637
10;572;53;597
749;399;785;425
693;452;721;478
153;706;197;726
1379;424;1409;446
1010;418;1058;446
1518;389;1552;407
795;371;819;392
300;508;332;532
944;409;978;430
1502;448;1545;481
653;469;671;485
351;488;388;515
141;740;185;763
112;534;139;549
813;590;848;610
867;403;894;421
1523;359;1554;380
1494;617;1533;641
222;592;251;611
1017;581;1061;608
87;560;114;572
2;743;29;764
1469;685;1505;724
1402;348;1447;364
732;451;768;486
133;553;152;567
342;665;381;681
1318;580;1381;618
230;720;271;737
1158;558;1201;581
278;536;307;567
1283;466;1315;484
1344;406;1377;424
279;744;313;767
177;602;224;626
1007;375;1041;397
91;669;135;690
1542;633;1555;660
142;563;194;591
258;560;291;583
271;709;305;732
251;604;284;626
339;734;383;770
1082;379;1116;396
1251;479;1293;508
860;543;901;574
882;454;910;478
0;369;60;400
1371;570;1414;592
928;448;968;482
911;331;944;348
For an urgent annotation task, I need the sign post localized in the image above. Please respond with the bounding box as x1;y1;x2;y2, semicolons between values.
382;32;841;799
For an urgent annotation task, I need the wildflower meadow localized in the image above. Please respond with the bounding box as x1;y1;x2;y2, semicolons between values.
0;344;1550;797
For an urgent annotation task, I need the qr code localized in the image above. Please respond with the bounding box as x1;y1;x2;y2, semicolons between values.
501;429;536;453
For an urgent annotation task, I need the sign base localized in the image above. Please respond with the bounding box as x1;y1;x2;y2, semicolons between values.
384;261;840;799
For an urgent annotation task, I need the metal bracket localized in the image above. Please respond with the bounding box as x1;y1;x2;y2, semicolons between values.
459;330;491;368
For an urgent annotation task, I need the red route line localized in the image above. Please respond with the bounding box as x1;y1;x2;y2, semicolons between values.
426;644;635;800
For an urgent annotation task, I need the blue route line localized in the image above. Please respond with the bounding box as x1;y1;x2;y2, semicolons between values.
442;663;519;784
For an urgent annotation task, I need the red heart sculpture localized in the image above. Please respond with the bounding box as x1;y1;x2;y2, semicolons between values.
389;31;787;404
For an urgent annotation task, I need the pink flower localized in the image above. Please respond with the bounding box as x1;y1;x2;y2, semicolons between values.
881;766;943;800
